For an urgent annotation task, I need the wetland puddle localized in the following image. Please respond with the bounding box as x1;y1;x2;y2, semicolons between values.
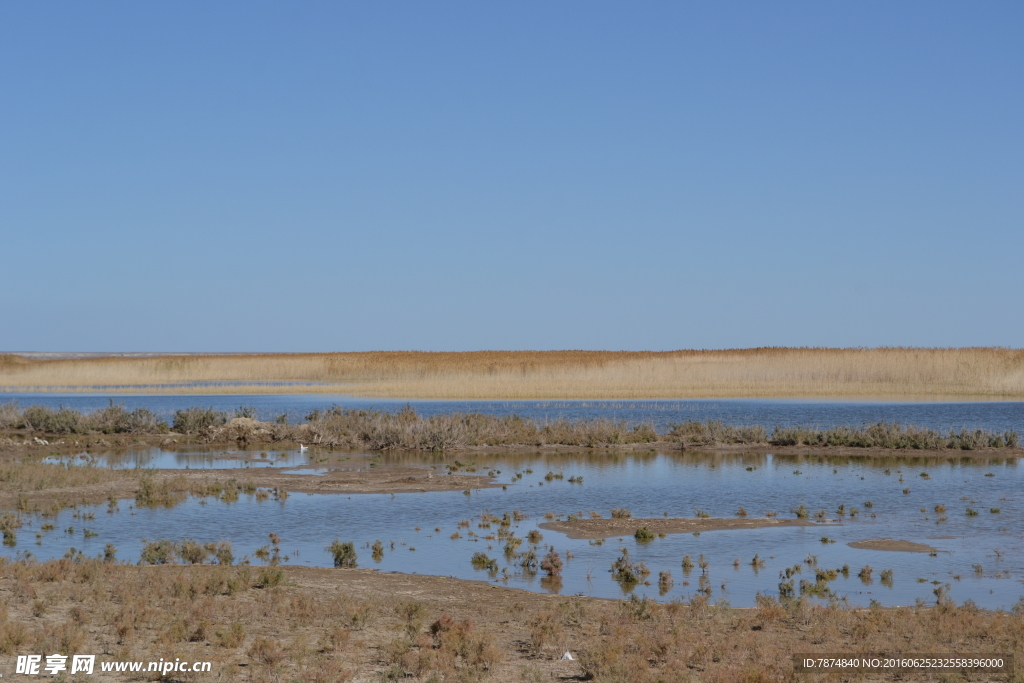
11;450;1024;609
44;448;315;470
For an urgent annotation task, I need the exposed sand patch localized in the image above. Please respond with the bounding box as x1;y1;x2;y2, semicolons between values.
538;517;818;540
848;538;938;553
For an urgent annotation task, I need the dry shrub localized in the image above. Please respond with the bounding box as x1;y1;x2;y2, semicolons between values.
216;622;245;648
248;636;286;665
296;655;354;683
39;620;85;655
528;608;564;654
324;626;350;652
2;558;1023;683
753;593;787;628
577;636;627;681
422;614;501;675
0;620;28;655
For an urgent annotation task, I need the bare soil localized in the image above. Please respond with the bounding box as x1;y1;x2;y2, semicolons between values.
539;516;819;539
848;539;939;553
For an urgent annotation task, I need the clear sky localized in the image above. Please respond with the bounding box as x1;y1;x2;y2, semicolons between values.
2;2;1021;352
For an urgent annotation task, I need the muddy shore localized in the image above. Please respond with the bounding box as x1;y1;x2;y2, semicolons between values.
539;517;821;539
848;538;939;553
0;463;496;512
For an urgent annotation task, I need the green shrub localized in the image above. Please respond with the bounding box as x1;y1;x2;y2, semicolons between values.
139;539;178;565
327;539;357;568
471;552;497;570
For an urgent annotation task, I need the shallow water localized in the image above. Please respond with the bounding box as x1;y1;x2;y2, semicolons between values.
4;394;1023;433
11;450;1024;609
43;448;311;470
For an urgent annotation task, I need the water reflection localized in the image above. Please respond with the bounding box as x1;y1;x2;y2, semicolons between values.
43;448;317;470
11;450;1024;609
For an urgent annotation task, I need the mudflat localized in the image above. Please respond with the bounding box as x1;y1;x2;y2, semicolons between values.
848;538;939;553
0;464;496;512
538;516;819;539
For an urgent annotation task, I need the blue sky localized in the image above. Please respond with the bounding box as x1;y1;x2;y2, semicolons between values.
2;2;1021;352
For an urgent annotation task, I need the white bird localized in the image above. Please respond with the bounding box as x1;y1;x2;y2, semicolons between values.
298;444;308;453
560;651;574;661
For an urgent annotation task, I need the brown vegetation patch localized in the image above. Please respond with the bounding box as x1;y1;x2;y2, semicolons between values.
2;402;1018;453
848;539;939;553
539;517;818;539
0;560;1021;682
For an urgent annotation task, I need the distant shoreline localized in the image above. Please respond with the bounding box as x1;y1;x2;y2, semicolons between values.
2;348;1022;400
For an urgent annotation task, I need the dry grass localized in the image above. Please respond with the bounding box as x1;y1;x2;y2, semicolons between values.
2;348;1024;399
0;559;1021;682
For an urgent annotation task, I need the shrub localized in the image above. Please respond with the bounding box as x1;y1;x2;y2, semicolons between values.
178;539;209;564
0;401;21;429
216;623;245;649
21;405;84;434
172;407;227;434
611;548;648;584
634;526;655;542
540;548;563;576
102;543;117;563
204;541;234;565
248;636;285;664
90;401;166;434
254;567;284;588
327;540;357;568
139;540;177;565
471;552;497;571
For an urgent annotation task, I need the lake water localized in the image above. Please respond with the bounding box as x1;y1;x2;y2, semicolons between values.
2;394;1023;433
12;448;1024;610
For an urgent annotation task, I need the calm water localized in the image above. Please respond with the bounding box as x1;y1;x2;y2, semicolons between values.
43;449;312;470
11;449;1024;610
2;393;1023;433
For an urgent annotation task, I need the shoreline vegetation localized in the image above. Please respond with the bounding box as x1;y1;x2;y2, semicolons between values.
0;402;1020;454
2;347;1024;399
1;560;1022;683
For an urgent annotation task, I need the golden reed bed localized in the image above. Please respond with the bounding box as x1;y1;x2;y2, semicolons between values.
1;348;1022;399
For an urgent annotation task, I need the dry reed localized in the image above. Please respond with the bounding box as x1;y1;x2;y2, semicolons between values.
2;347;1023;399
